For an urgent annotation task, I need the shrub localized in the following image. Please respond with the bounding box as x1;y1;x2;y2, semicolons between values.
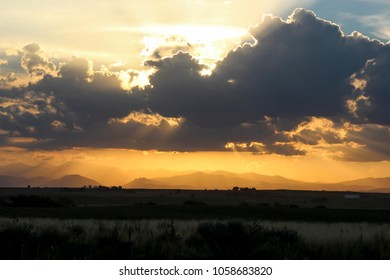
186;221;303;259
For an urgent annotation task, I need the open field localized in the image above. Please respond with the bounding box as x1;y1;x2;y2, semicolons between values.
2;188;390;259
3;203;390;222
1;218;390;259
2;187;390;208
2;188;390;222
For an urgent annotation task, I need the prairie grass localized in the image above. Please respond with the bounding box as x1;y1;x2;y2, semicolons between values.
1;218;390;259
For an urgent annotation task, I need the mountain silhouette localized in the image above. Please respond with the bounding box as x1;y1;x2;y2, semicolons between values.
125;171;318;190
1;163;390;191
341;177;390;187
43;175;101;188
124;171;390;192
0;161;189;186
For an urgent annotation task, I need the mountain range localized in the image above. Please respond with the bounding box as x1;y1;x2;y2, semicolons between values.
0;174;100;188
124;171;305;190
0;162;192;186
123;171;390;192
1;162;390;192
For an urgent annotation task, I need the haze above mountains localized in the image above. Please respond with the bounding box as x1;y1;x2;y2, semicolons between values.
0;162;390;192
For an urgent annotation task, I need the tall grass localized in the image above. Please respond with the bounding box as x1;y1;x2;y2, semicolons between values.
1;218;390;259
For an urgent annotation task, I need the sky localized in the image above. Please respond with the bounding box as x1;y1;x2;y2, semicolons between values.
1;0;390;183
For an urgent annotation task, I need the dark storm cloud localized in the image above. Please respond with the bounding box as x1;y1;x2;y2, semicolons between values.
352;46;390;125
20;117;294;155
123;9;388;158
213;9;381;120
0;88;66;139
30;56;145;126
143;9;384;129
2;9;390;161
145;52;238;127
0;54;145;144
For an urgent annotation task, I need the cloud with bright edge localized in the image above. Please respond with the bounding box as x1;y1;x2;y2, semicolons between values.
2;9;390;162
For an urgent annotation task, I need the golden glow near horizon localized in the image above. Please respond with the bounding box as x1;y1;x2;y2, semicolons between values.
1;148;390;184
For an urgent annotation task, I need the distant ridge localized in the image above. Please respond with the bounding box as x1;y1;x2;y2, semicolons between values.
124;171;390;192
370;188;390;193
43;175;101;188
0;161;193;185
124;177;165;189
0;174;100;188
341;177;390;187
1;162;390;192
125;171;319;190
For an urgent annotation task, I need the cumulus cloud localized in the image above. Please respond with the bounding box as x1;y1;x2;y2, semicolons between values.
30;56;145;128
2;9;390;161
58;56;92;81
0;52;144;145
142;9;384;129
0;50;25;87
21;43;56;77
215;9;381;120
0;50;22;71
0;73;17;88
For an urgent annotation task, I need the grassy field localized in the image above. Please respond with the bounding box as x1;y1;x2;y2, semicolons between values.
2;204;390;222
1;218;390;259
1;188;390;222
2;187;390;208
1;188;390;259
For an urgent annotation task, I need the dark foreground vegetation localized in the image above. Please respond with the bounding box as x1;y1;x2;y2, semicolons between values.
2;202;390;223
1;219;390;260
1;188;390;259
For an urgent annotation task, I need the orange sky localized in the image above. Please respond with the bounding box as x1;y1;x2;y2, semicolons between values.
1;148;390;183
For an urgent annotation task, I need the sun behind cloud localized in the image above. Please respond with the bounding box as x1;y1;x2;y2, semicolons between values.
1;3;390;184
137;24;248;64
